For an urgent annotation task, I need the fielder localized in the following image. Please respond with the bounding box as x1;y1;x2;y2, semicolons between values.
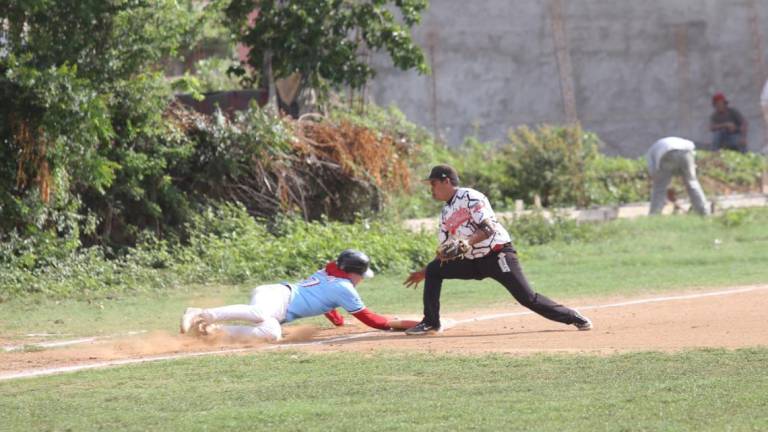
403;164;592;335
181;249;417;341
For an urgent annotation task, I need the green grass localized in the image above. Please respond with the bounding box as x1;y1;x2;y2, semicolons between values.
1;290;218;341
520;209;768;297
2;209;767;341
2;210;767;431
1;349;767;431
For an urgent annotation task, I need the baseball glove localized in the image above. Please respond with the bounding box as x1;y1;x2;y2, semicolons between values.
436;238;471;262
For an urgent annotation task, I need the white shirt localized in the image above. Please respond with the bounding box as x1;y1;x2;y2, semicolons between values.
438;187;512;259
761;79;768;107
646;137;695;175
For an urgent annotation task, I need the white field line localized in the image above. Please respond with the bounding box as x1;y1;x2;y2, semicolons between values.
25;333;72;337
1;348;256;381
453;285;767;326
1;285;766;382
1;331;147;353
267;331;380;349
0;335;382;381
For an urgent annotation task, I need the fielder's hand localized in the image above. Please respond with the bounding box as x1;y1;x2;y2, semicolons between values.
403;269;426;289
436;238;470;262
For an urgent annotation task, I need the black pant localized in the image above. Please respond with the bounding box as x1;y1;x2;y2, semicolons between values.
422;245;580;327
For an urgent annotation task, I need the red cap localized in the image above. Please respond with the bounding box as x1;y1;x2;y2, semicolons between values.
712;92;728;104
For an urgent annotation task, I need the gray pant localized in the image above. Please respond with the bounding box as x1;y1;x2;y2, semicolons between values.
712;130;746;153
649;150;710;215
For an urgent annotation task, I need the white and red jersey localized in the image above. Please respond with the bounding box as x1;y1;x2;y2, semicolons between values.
438;187;511;259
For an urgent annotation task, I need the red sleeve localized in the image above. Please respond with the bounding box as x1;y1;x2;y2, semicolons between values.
352;308;391;330
324;309;345;326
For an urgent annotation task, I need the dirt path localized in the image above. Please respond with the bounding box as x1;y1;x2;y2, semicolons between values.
2;285;767;380
303;285;768;355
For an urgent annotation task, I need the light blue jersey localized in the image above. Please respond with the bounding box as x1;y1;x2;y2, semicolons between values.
284;269;365;322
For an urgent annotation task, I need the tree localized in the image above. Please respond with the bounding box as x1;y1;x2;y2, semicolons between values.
0;0;207;252
226;0;429;100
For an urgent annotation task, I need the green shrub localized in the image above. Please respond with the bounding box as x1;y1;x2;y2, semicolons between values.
501;211;596;246
451;137;514;207
0;200;602;302
389;125;624;212
697;150;768;190
171;204;434;283
190;57;243;92
0;203;434;301
585;154;649;205
419;125;766;211
716;208;755;228
1;1;212;252
79;74;195;249
504;124;601;207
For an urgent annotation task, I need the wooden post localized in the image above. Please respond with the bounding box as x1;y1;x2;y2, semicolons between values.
549;0;578;125
427;29;440;140
674;24;692;138
515;199;524;213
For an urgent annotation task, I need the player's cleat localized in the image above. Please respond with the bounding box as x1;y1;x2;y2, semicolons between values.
199;323;222;336
405;322;440;335
573;311;593;331
180;307;202;334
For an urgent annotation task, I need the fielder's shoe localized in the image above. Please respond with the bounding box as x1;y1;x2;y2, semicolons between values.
180;307;203;334
573;311;593;331
405;322;440;336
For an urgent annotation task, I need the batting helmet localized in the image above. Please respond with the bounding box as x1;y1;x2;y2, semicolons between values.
336;249;374;278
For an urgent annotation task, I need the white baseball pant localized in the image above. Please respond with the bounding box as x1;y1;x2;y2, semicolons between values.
200;284;292;341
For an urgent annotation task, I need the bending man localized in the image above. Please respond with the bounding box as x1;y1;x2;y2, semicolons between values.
646;137;710;216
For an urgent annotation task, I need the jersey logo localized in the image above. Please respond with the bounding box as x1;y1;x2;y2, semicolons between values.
298;276;321;287
443;207;471;234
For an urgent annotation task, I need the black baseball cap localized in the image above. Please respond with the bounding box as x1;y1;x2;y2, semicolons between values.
424;164;459;184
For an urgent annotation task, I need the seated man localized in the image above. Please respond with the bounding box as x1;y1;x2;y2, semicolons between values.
180;249;417;341
710;92;748;153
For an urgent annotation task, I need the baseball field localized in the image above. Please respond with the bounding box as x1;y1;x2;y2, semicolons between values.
2;210;768;431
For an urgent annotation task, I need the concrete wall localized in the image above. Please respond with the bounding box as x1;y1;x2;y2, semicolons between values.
369;0;768;156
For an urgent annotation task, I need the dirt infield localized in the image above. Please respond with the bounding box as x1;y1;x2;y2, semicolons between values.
2;285;767;380
303;285;768;355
